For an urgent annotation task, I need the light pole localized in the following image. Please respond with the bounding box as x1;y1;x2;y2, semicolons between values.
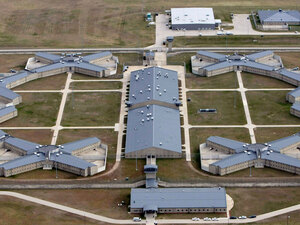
249;166;252;177
287;215;290;225
55;161;58;179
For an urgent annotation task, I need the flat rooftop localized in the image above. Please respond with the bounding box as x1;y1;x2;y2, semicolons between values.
171;8;215;25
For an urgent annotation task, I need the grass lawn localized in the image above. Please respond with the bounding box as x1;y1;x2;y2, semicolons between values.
186;72;238;89
0;196;105;225
255;127;300;143
247;91;300;125
227;187;300;216
256;211;300;225
61;92;121;126
0;54;31;72
3;129;53;145
187;91;246;125
173;35;300;47
156;158;207;182
277;52;300;68
189;128;250;170
242;72;295;89
71;81;122;90
13;73;67;90
1;93;61;127
17;189;131;219
16;189;131;220
167;52;195;73
115;53;143;74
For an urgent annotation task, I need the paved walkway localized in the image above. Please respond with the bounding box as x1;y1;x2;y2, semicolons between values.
51;72;72;145
236;71;256;143
0;191;299;224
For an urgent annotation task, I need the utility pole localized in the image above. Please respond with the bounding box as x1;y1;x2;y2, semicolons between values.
287;215;290;225
136;151;138;171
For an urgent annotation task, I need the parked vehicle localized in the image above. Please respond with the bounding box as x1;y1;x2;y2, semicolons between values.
230;216;237;219
192;217;200;221
204;217;211;221
248;215;257;218
239;216;247;219
133;217;141;222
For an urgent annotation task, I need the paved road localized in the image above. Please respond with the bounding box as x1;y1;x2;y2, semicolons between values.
0;191;299;224
51;72;72;145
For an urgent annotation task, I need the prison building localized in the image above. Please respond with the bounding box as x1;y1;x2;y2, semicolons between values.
32;59;108;78
206;136;246;154
125;104;182;158
0;131;107;177
206;136;300;176
171;8;221;30
290;103;300;118
287;87;300;103
130;188;227;214
268;133;300;153
246;50;274;63
0;106;17;123
0;86;21;105
126;67;180;109
258;9;300;25
195;51;226;63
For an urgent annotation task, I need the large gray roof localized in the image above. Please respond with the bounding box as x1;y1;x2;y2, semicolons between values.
125;104;181;154
35;52;61;63
129;67;179;106
269;133;300;152
131;188;227;209
0;86;20;101
261;151;300;168
0;71;30;87
247;51;274;61
291;103;300;111
287;87;300;98
4;136;39;154
258;10;300;23
0;154;45;170
197;51;226;61
212;152;257;168
82;51;112;62
279;69;300;82
207;136;246;153
0;106;16;117
0;130;7;138
61;137;100;154
32;61;107;73
50;153;95;169
202;59;275;72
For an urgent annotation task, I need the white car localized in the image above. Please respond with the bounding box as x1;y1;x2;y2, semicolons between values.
192;217;200;221
133;217;142;222
212;217;219;221
204;217;211;221
239;216;247;219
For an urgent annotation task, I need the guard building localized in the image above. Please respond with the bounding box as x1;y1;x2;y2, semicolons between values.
125;67;182;159
171;8;221;30
204;135;300;176
0;130;107;177
258;9;300;25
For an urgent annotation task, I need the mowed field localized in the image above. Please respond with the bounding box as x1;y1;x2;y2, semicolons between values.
0;0;300;48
